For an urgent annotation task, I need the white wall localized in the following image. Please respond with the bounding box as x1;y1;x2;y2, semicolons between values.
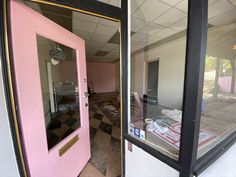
0;61;20;177
131;38;186;109
199;142;236;177
147;39;186;109
131;50;145;99
125;140;179;177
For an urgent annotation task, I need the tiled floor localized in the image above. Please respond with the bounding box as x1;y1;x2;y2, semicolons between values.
79;92;121;177
46;92;121;176
47;110;81;149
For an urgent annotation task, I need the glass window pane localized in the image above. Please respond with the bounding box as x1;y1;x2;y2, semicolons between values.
129;0;188;159
37;35;80;149
197;0;236;158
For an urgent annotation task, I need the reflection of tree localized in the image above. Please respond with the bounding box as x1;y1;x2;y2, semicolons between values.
220;59;232;77
205;55;216;71
204;56;236;96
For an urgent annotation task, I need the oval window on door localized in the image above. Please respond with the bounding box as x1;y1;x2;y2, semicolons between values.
37;35;81;149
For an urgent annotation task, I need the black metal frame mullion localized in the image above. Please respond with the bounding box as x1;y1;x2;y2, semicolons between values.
179;0;208;176
120;0;128;176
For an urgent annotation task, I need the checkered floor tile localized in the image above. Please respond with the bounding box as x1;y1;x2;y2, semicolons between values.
80;92;121;177
46;92;121;177
47;110;81;149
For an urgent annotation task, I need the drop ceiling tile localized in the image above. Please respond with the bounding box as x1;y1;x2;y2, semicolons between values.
109;0;121;7
132;0;171;22
99;18;119;27
95;50;109;56
131;17;147;32
229;0;236;6
95;24;117;36
86;40;105;48
139;23;165;35
170;17;187;31
101;43;118;51
107;31;120;44
86;48;98;56
209;9;236;26
209;0;220;5
73;30;93;40
154;8;186;26
131;44;144;52
147;34;162;44
131;0;145;14
72;11;100;23
103;54;118;61
156;28;178;38
73;19;97;33
208;0;235;18
160;0;182;6
132;38;149;47
97;0;110;3
176;0;188;13
132;32;148;41
91;34;111;42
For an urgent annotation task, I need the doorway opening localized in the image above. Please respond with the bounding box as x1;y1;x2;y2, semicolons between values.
144;60;159;105
24;1;121;177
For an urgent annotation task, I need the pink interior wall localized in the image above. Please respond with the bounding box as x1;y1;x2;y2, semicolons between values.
87;62;117;93
52;61;77;83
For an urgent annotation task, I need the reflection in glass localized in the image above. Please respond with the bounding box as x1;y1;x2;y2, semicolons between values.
37;35;80;149
198;0;236;157
129;0;188;159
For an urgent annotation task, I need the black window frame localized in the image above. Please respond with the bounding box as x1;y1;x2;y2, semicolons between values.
0;0;235;177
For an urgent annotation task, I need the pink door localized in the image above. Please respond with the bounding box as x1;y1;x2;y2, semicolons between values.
10;1;90;177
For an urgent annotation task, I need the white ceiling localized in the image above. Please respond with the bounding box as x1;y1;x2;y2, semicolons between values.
26;0;236;62
131;0;236;52
72;12;120;62
97;0;121;7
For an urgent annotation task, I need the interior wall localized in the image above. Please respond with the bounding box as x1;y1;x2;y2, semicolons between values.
51;60;77;83
132;39;186;109
131;50;145;99
125;140;179;177
115;61;120;92
87;62;117;93
0;61;20;177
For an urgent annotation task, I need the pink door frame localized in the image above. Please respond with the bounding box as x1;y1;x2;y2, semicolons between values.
10;1;90;177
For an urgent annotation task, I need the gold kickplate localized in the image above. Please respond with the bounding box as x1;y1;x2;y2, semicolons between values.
59;135;79;156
